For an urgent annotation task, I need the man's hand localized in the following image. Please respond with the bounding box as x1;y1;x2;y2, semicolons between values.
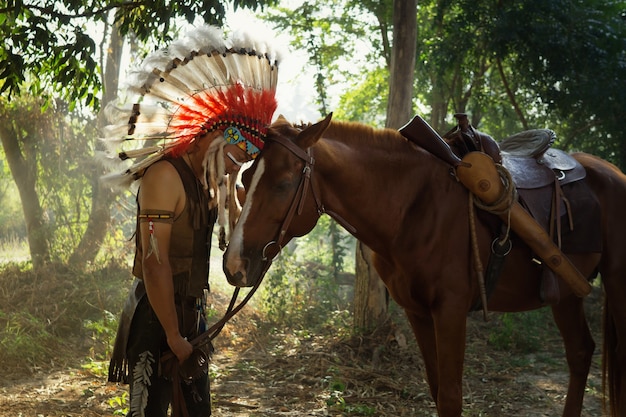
167;333;193;364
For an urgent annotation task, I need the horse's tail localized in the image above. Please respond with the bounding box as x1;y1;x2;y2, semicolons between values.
603;294;619;416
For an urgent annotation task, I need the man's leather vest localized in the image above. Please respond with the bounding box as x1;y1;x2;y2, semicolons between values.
132;157;217;298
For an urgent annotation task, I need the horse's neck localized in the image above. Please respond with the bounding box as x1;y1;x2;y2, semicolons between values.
315;128;453;251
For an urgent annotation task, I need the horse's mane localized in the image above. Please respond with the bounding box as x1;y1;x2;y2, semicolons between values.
274;117;409;153
320;120;408;152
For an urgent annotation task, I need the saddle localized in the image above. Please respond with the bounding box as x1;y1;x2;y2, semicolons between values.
499;130;596;249
500;129;585;230
499;130;602;303
500;129;586;189
400;114;602;305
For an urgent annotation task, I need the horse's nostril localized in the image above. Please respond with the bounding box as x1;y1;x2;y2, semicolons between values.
231;270;244;285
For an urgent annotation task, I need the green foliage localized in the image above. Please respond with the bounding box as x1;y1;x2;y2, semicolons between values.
261;246;303;325
0;95;102;262
0;4;100;108
273;0;625;167
0;0;277;108
0;235;28;264
488;309;553;353
107;391;129;416
81;358;111;377
265;0;388;116
0;310;60;365
335;67;388;126
324;374;376;415
0;148;25;240
113;0;275;41
0;260;130;375
488;0;626;164
83;309;119;359
302;216;353;282
426;0;626;164
260;216;355;330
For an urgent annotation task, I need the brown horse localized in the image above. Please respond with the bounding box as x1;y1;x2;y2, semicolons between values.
223;114;626;417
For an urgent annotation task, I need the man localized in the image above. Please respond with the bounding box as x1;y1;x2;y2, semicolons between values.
104;26;280;417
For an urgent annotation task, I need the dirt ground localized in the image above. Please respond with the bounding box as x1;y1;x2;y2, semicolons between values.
0;288;606;417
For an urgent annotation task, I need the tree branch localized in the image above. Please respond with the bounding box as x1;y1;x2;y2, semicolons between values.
496;56;528;130
0;2;145;19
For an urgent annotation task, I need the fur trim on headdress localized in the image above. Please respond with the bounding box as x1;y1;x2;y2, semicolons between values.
99;25;280;188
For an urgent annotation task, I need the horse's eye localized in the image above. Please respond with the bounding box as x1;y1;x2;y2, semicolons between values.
274;180;293;194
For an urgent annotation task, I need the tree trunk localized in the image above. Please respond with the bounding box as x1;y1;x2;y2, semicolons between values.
353;244;389;331
0;121;51;269
385;0;418;129
353;0;417;331
69;24;124;266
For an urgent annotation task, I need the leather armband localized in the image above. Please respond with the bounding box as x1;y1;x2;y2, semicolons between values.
138;210;175;224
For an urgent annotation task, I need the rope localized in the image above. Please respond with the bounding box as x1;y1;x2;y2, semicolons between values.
468;191;489;321
466;164;517;321
471;164;517;241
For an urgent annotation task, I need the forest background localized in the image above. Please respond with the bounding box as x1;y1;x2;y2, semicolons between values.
0;0;624;415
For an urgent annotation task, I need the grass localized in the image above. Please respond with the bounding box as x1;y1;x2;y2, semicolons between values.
0;236;29;263
0;256;133;415
0;259;130;378
0;234;265;382
0;233;257;381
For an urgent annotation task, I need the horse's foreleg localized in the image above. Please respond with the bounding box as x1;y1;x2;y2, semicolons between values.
404;310;440;402
432;307;467;417
551;295;595;417
405;307;467;417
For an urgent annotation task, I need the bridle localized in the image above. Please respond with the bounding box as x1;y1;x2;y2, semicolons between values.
162;134;358;365
161;134;358;362
261;134;356;261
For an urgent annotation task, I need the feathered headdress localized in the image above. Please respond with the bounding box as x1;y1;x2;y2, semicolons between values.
101;25;280;187
100;25;281;248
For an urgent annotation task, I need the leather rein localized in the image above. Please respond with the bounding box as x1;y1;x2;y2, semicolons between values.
261;135;356;261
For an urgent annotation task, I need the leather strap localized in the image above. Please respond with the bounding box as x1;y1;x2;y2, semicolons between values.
265;135;356;249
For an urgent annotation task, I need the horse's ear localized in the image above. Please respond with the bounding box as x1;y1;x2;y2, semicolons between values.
295;113;333;149
270;114;291;129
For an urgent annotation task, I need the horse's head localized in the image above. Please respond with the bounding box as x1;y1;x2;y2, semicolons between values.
223;113;333;287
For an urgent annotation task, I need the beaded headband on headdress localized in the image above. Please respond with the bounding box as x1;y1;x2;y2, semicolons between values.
101;25;280;187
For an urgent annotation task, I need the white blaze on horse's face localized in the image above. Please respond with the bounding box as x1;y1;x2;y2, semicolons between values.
224;158;266;285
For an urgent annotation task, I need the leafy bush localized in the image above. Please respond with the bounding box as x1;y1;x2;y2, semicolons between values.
259;216;355;332
0;150;26;240
0;260;130;376
488;308;553;353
